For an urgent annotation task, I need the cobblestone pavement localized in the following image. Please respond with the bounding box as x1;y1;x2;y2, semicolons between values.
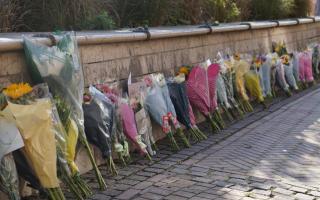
80;87;320;200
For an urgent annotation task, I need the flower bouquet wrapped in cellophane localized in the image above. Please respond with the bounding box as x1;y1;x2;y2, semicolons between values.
186;66;220;133
207;62;226;128
220;55;244;118
216;67;234;122
128;81;157;156
281;55;299;91
259;54;273;98
97;83;151;160
83;86;118;175
143;75;181;151
0;113;24;200
311;44;320;79
275;58;291;96
23;33;106;190
1;83;65;200
244;70;265;105
0;154;20;200
299;51;314;87
96;84;131;166
167;75;207;142
233;54;254;112
152;73;190;148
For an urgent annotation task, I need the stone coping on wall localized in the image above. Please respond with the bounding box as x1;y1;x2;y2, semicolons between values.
0;17;320;52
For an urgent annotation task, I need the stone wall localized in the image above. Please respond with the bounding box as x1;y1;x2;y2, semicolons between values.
1;23;320;87
0;21;320;174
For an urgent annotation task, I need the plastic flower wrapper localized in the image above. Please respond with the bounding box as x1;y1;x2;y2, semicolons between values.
207;63;226;128
118;99;151;160
313;45;320;78
128;82;156;156
34;84;92;199
23;33;106;190
281;55;298;91
299;51;314;84
2;84;65;200
0;154;20;200
233;55;253;112
186;66;220;133
13;150;45;197
220;55;244;118
270;53;279;97
244;70;265;104
187;102;207;140
292;52;300;83
167;77;207;142
143;75;180;151
275;59;291;96
0;115;23;200
114;107;131;165
95;84;131;165
259;55;272;97
152;73;190;148
84;86;118;175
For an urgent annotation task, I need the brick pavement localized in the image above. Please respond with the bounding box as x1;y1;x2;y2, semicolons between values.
77;86;320;200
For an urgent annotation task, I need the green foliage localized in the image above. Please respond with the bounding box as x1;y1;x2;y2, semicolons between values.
81;11;115;30
251;0;295;20
0;0;314;32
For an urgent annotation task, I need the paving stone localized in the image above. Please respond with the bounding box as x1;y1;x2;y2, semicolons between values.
290;186;309;194
173;191;195;198
134;181;154;190
117;189;140;200
273;187;294;195
294;193;315;200
75;88;320;200
142;192;164;200
164;195;188;200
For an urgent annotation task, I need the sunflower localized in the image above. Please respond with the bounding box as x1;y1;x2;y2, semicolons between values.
179;66;190;76
3;83;33;99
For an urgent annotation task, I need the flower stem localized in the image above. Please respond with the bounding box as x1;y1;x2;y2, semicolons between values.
176;128;191;148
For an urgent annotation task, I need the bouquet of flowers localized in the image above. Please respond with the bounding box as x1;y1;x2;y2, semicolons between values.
96;84;131;165
12;150;45;197
188;102;207;140
312;44;320;78
98;83;151;160
167;76;207;142
0;154;20;200
23;33;106;189
0;115;24;200
233;55;253;112
259;55;272;97
128;82;156;156
143;75;181;151
119;100;151;160
2;83;65;200
83;86;118;175
292;52;301;84
299;51;314;85
244;70;265;104
219;55;244;118
207;63;225;128
152;73;190;148
282;55;298;91
186;66;220;133
275;58;291;95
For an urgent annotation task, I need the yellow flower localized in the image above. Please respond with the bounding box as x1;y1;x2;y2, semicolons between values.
4;83;33;99
179;66;190;75
234;53;241;61
281;55;289;65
